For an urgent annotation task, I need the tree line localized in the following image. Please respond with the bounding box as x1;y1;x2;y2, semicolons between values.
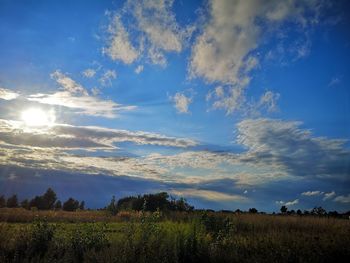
106;192;194;215
0;188;348;217
0;188;84;212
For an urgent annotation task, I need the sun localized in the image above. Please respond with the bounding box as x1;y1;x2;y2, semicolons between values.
21;108;56;127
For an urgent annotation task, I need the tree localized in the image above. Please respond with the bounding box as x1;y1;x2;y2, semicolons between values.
42;188;57;210
54;200;62;210
280;205;288;214
79;201;85;210
6;194;18;208
297;209;302;216
63;198;79;211
0;195;5;208
248;208;258;214
311;206;326;216
21;199;30;210
107;196;118;215
29;196;44;210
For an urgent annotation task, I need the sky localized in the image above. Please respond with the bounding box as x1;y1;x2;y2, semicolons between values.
0;0;349;212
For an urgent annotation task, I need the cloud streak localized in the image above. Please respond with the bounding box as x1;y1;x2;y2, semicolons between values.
28;71;135;118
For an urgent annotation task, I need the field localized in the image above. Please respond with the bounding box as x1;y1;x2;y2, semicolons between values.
0;208;349;263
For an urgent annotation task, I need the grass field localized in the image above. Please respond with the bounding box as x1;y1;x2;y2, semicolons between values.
0;208;349;262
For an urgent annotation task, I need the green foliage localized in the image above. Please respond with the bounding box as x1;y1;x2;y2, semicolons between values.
69;223;109;262
0;214;350;263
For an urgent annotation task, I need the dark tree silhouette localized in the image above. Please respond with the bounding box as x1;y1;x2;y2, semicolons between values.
107;196;118;215
6;194;18;208
248;208;258;213
297;209;302;216
21;199;30;210
280;205;288;214
79;201;85;210
42;188;57;210
54;200;62;210
29;196;44;210
63;198;79;211
0;195;5;208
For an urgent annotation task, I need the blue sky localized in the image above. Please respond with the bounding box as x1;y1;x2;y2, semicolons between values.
0;0;349;212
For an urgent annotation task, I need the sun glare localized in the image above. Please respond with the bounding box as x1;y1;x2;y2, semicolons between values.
21;108;56;127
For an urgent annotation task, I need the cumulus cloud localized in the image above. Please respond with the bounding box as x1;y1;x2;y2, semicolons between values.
191;0;321;114
0;88;19;100
333;194;350;204
28;71;134;118
301;190;324;196
323;191;336;201
103;15;139;64
171;92;192;114
104;0;188;66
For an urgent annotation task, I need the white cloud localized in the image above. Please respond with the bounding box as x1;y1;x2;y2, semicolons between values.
190;0;321;114
99;70;117;86
135;65;144;74
82;69;96;78
171;92;192;114
170;189;247;202
323;191;336;201
105;0;187;66
333;194;350;204
0;118;197;150
301;190;323;196
276;199;299;207
258;91;280;113
51;70;88;95
28;71;134;118
0;88;19;100
301;191;323;196
236;118;350;179
104;15;139;64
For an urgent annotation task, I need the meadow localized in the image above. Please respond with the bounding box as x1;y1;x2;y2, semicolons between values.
0;208;349;263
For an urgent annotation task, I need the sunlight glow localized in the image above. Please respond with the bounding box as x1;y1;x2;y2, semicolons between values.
21;108;56;127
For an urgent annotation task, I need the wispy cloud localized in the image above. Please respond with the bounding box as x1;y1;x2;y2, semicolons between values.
0;88;19;100
301;190;324;196
28;71;135;118
323;191;336;201
135;65;144;74
82;68;96;78
0;119;197;150
170;189;247;202
99;70;117;86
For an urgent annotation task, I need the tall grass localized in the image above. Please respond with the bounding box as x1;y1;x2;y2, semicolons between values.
0;210;349;262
